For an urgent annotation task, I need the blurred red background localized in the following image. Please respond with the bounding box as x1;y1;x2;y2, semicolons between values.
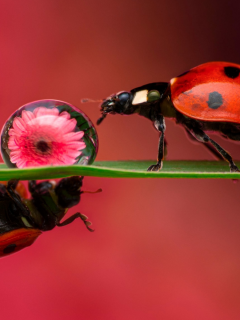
1;0;240;319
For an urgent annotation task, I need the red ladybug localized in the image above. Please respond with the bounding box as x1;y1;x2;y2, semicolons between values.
0;177;96;257
97;61;240;172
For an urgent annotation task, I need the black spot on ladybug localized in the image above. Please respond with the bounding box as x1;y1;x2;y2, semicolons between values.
224;66;240;79
177;70;190;78
3;243;17;254
207;92;223;109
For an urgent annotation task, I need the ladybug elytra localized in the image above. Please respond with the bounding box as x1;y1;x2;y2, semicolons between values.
0;176;97;257
97;61;240;172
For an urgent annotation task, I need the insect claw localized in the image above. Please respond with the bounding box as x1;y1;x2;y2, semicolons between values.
97;114;107;125
79;213;88;221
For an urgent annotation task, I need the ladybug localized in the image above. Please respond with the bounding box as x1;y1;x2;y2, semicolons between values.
0;176;97;257
96;61;240;172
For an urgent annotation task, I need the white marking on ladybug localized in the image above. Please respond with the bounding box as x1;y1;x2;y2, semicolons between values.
21;217;33;228
170;77;177;85
132;90;148;105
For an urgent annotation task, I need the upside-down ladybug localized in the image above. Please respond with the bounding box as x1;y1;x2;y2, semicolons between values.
96;61;240;172
0;176;98;257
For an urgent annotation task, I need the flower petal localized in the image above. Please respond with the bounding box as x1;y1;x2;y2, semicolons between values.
64;131;84;141
15;159;27;168
21;110;35;122
59;118;77;134
62;149;84;158
12;117;27;135
33;107;60;118
59;111;71;120
56;153;80;165
64;141;86;149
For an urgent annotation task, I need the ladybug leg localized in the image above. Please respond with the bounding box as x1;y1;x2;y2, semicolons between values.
164;138;168;158
57;212;94;232
202;141;226;161
7;180;19;190
28;180;37;194
186;131;224;161
6;183;25;210
207;138;240;172
186;126;240;172
147;115;166;171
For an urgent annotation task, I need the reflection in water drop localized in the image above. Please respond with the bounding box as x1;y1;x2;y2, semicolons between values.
0;99;98;168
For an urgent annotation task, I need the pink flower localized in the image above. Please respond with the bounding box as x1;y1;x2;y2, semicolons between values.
8;107;86;168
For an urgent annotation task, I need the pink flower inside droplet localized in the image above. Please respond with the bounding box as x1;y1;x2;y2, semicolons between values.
7;107;86;168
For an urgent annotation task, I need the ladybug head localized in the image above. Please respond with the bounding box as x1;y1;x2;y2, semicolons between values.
97;91;133;125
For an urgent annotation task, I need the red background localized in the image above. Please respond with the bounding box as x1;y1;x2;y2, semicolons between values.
1;0;240;319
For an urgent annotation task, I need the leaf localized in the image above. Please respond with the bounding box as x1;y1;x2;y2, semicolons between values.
0;161;239;180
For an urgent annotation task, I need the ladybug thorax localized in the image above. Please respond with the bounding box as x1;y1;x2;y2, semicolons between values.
131;88;177;119
132;89;161;105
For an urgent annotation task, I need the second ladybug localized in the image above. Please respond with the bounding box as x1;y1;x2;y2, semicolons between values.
0;176;97;257
97;61;240;172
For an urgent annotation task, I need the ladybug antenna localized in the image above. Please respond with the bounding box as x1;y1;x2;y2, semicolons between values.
97;113;107;125
81;188;102;194
81;98;104;103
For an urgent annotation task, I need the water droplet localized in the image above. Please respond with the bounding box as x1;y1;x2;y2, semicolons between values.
1;99;98;168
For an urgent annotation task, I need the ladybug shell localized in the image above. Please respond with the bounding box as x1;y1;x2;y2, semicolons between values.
0;228;42;257
170;61;240;123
